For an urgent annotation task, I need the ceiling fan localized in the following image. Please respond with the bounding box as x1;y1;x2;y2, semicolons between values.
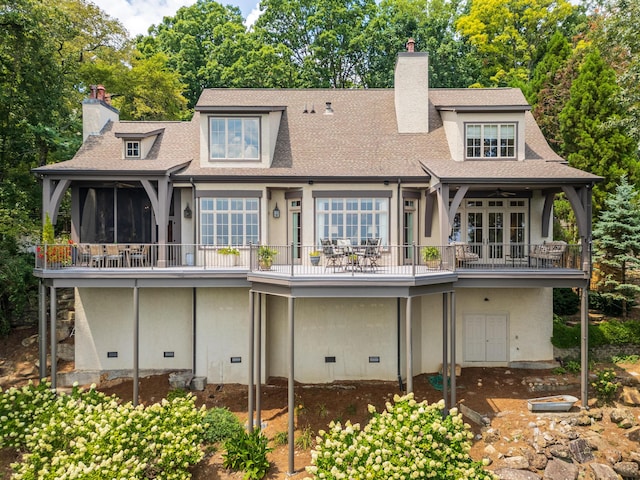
489;188;517;198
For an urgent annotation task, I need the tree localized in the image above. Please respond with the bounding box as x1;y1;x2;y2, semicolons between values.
364;0;481;88
559;49;639;211
254;0;377;88
595;0;640;143
456;0;575;86
592;176;640;318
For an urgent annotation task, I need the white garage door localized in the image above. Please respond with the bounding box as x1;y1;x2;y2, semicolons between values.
464;314;507;362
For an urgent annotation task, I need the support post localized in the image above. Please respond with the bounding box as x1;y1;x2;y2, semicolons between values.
248;291;255;432
405;297;413;393
581;287;589;408
287;296;295;475
133;285;140;406
39;282;47;380
450;291;457;407
442;293;448;412
256;293;262;430
49;286;57;390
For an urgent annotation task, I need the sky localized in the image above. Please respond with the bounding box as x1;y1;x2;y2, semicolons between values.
90;0;262;37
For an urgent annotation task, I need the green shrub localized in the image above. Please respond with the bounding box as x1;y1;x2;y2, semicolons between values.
551;316;581;348
295;425;314;450
272;431;288;446
306;393;494;480
553;288;580;315
223;429;272;479
166;387;189;402
1;381;205;479
202;407;244;444
589;292;626;316
552;316;640;349
591;368;620;404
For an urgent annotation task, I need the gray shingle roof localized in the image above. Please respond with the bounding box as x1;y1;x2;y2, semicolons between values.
35;87;601;185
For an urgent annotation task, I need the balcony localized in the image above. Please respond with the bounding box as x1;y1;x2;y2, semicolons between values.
34;242;586;278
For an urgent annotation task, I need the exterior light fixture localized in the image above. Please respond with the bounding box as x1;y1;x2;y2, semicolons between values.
183;203;192;219
273;203;280;218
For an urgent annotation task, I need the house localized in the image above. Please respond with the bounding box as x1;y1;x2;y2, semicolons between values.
33;42;599;472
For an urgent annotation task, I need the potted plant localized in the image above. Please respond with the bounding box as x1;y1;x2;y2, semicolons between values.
420;246;441;268
309;250;322;266
258;245;278;270
37;213;75;268
218;246;240;266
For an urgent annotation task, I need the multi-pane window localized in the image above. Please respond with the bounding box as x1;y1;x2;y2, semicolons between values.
125;141;140;158
200;198;259;246
209;117;260;160
466;124;515;159
316;197;388;245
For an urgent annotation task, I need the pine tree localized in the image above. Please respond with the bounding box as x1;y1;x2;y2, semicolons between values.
559;49;639;213
592;176;640;317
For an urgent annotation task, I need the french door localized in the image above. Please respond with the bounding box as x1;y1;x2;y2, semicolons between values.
465;200;527;263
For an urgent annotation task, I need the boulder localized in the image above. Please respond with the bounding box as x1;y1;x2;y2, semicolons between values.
590;463;621;480
543;459;578;480
494;468;541;480
569;438;594;463
613;461;640;478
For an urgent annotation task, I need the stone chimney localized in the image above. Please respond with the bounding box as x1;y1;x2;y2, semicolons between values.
394;39;429;133
82;84;119;141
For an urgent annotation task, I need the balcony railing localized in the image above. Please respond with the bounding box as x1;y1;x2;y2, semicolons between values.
35;242;585;276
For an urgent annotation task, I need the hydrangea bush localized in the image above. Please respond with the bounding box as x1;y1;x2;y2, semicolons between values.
306;393;496;480
1;381;205;480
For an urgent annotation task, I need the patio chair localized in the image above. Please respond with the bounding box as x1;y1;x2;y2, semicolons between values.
321;238;343;271
105;244;122;267
129;244;149;267
529;241;567;267
451;242;479;267
358;238;381;271
89;244;106;267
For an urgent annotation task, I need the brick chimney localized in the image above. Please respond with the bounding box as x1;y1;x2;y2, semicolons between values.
394;39;429;133
82;84;119;141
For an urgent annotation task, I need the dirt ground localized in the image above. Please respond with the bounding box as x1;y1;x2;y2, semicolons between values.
2;325;639;479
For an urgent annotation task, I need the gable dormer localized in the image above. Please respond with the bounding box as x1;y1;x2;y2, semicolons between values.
431;89;531;162
195;101;285;169
114;128;164;160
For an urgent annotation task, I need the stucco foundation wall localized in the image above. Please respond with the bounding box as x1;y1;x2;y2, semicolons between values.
194;288;252;384
454;287;553;366
266;297;398;383
74;288;192;371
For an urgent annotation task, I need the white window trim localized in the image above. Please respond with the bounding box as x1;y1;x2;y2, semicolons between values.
315;197;389;246
125;140;141;159
208;116;261;161
465;122;516;160
199;197;260;246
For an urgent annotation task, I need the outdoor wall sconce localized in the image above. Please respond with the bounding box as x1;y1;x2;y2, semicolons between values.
183;203;192;219
273;203;280;218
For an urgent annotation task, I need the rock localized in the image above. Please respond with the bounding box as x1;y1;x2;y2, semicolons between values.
588;409;604;421
613;461;640;478
21;334;39;347
494;468;541;480
56;343;74;362
502;456;530;470
610;408;635;426
56;325;70;342
483;428;501;444
530;453;549;471
622;386;640;406
576;415;592;426
626;426;640;442
590;463;621;480
568;438;594;463
15;362;37;378
620;417;636;429
628;451;640;464
602;449;622;465
485;444;498;456
543;459;578;480
548;444;572;460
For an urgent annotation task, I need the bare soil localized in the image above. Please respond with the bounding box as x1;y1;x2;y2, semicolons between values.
2;325;640;480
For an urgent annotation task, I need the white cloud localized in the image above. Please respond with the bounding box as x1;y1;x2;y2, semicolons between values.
90;0;197;37
244;2;263;28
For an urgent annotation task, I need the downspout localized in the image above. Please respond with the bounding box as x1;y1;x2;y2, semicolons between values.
396;179;404;392
397;298;404;391
190;177;197;374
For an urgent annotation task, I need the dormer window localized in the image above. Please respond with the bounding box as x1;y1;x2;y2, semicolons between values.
125;140;140;158
209;117;260;160
466;123;515;159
